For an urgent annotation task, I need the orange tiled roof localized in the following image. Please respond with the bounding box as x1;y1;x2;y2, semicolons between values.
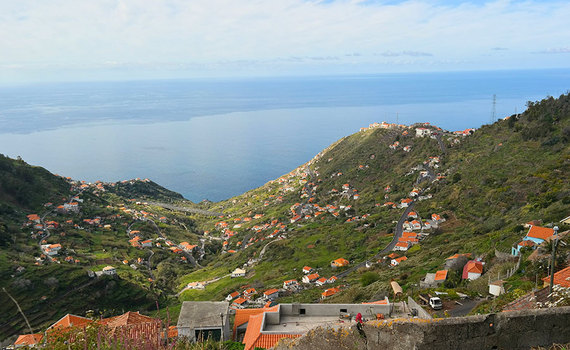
47;314;92;331
263;288;279;296
446;253;471;260
306;273;319;281
542;266;570;288
14;333;43;346
527;226;555;240
234;306;279;334
332;258;349;266
434;270;448;281
518;240;536;247
242;308;302;350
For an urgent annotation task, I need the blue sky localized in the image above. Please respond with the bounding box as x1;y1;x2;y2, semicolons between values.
1;0;569;83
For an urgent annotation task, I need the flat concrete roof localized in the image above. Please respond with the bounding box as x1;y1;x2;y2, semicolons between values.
263;315;352;333
177;301;229;329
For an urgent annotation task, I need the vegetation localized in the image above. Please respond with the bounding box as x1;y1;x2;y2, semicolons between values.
1;93;569;345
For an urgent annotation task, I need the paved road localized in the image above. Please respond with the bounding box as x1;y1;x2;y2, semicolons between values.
337;201;416;278
435;134;447;154
145;201;223;216
337;161;437;279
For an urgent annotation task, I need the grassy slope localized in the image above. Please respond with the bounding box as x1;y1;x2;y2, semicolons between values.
182;93;569;305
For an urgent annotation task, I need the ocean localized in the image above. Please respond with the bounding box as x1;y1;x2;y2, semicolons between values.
0;69;568;201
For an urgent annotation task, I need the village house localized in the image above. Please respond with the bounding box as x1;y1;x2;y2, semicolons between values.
315;277;328;286
243;288;257;298
394;242;410;251
232;297;248;309
462;260;484;280
331;258;349;268
542;265;570;288
321;287;341;299
263;289;279;301
302;273;319;284
238;302;393;350
141;239;153;248
14;333;43;348
231;268;246;278
102;266;117;276
391;256;407;266
512;225;556;256
187;282;205;290
415;128;432;137
302;266;313;274
328;276;338;283
42;243;62;256
177;301;230;342
283;279;299;290
226;291;240;301
180;242;198;252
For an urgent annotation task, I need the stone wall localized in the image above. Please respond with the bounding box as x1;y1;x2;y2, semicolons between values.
407;297;432;320
275;306;570;350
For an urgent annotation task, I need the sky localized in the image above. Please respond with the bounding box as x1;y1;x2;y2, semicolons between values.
1;0;570;83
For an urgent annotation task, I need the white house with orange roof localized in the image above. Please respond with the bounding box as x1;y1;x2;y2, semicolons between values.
394;242;410;251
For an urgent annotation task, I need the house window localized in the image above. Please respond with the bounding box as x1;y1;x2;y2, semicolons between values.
340;309;347;313
300;308;306;315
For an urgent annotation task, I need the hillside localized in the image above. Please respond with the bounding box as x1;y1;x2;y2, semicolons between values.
177;93;569;311
0;93;569;343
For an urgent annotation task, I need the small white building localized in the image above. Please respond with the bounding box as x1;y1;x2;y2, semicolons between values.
231;268;246;278
415;128;432;137
489;280;505;297
102;266;116;275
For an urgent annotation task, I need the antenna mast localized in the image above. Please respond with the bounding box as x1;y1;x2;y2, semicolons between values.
491;94;497;124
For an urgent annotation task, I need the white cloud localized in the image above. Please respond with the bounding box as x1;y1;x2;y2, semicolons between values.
1;0;569;81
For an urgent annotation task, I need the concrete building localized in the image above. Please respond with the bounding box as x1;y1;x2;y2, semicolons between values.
240;303;393;350
177;301;230;342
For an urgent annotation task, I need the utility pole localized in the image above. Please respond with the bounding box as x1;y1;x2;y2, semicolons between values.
549;226;560;297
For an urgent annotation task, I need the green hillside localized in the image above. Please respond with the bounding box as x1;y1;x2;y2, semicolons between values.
0;93;569;343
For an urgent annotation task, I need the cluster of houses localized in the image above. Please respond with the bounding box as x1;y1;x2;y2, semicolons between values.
225;285;279;309
12;311;174;348
393;212;445;252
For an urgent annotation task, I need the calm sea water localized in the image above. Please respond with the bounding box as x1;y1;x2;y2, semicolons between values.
0;70;568;201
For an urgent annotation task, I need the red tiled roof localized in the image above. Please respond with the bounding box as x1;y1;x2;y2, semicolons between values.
14;334;43;346
99;311;157;327
503;287;550;312
542;266;570;288
263;288;279;296
462;261;483;279
527;226;555;240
